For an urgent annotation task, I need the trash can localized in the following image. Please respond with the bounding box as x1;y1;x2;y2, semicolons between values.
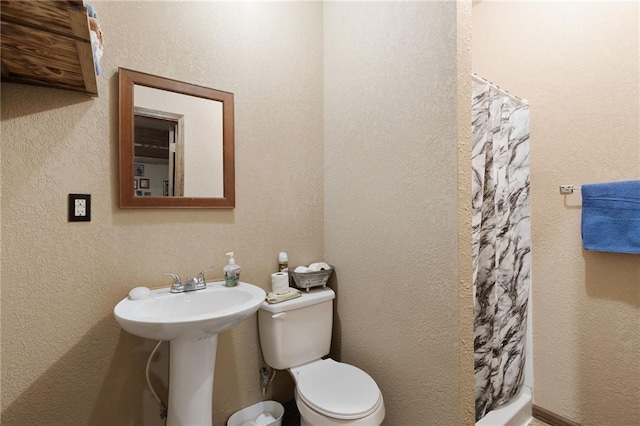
227;400;284;426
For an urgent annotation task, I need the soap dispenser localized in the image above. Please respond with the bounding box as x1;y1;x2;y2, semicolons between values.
223;252;241;287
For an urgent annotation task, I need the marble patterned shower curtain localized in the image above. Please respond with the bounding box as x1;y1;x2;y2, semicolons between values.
471;76;531;421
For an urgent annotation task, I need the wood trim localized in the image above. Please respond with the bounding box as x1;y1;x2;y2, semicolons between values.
75;40;98;95
533;405;582;426
222;88;235;206
67;6;91;41
119;69;135;207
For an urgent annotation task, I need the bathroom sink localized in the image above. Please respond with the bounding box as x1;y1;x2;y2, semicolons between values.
114;280;266;425
114;281;266;341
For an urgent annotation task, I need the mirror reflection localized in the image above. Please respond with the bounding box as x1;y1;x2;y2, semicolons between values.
119;68;235;208
134;107;183;197
133;86;223;198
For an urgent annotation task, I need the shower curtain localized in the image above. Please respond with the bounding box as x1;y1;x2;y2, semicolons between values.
471;75;531;421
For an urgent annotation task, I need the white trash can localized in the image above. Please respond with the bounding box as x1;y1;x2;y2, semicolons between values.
227;400;284;426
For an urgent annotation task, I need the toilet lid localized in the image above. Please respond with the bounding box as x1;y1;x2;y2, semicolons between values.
294;359;381;420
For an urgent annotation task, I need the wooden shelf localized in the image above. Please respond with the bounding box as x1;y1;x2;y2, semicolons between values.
1;0;98;96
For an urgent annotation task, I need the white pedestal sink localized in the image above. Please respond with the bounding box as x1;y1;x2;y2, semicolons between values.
114;281;266;426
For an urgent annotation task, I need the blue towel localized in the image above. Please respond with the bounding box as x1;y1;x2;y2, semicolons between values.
581;180;640;254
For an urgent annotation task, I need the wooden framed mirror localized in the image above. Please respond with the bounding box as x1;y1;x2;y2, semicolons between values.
118;68;235;208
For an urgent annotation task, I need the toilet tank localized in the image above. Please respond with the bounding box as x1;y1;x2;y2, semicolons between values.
259;288;335;370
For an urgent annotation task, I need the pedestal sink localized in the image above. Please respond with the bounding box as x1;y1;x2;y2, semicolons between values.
113;281;266;426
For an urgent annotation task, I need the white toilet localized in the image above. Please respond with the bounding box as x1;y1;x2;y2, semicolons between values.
258;288;385;426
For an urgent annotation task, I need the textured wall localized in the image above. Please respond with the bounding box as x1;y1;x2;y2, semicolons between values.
457;1;474;424
473;2;640;425
323;2;465;424
0;89;2;424
1;2;323;425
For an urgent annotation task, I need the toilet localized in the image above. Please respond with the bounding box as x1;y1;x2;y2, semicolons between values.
258;288;385;426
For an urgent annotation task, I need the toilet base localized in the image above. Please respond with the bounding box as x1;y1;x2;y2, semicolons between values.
295;389;385;426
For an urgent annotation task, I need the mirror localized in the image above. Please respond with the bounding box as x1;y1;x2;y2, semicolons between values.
118;68;235;208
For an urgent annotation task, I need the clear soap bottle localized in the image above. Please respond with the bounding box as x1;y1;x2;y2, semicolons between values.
223;252;241;287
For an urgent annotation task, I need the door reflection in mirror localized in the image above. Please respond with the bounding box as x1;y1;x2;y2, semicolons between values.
134;108;183;197
133;85;224;198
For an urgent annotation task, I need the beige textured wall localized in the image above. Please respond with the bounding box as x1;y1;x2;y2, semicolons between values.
324;1;469;424
0;91;2;424
473;2;640;425
1;2;323;425
457;1;474;424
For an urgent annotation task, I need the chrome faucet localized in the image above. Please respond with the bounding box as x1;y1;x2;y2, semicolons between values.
163;266;215;293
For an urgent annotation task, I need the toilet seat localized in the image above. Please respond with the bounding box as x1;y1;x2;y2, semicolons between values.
290;358;382;420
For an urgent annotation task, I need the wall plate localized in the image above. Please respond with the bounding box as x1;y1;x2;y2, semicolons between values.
68;194;91;222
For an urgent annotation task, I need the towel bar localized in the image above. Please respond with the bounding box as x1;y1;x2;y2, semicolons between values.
559;185;581;194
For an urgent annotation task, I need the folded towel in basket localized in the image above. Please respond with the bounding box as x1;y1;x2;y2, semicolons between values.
581;180;640;254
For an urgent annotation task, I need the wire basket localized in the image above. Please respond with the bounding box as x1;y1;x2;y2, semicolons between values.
290;266;334;292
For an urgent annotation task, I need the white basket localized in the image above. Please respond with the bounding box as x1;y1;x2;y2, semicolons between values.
290;266;334;292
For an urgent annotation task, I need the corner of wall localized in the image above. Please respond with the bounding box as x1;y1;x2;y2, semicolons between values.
457;1;474;424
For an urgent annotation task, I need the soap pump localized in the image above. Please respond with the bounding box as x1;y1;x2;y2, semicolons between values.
223;252;241;287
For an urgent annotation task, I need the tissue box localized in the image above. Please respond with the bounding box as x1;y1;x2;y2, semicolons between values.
290;266;334;292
